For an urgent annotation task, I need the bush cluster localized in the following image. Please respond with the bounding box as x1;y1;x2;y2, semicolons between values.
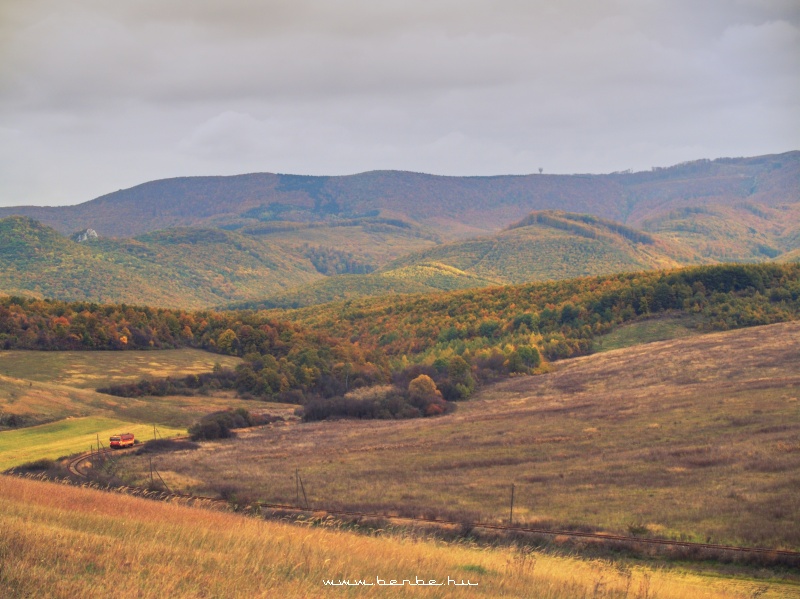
187;408;281;441
97;368;238;397
135;439;200;454
301;375;456;421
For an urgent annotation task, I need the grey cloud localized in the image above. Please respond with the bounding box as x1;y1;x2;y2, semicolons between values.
0;0;797;206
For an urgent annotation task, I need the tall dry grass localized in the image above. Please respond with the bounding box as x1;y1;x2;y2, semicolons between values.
0;476;784;598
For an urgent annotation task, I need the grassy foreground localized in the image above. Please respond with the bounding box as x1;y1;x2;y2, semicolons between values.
0;417;184;471
0;476;789;598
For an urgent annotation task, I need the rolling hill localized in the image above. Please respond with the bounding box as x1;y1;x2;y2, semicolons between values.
641;203;800;263
385;211;702;283
6;205;798;311
229;262;501;310
779;248;800;262
0;216;322;308
236;211;703;309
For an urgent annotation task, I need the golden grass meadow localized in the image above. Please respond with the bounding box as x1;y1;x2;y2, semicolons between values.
1;475;794;598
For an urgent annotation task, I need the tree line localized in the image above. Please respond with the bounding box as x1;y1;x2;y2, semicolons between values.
2;263;798;420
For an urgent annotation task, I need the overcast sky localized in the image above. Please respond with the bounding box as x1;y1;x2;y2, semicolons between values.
1;0;798;207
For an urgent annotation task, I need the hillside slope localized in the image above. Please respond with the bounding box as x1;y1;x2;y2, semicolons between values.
230;262;500;310
0;216;321;308
386;211;700;283
641;203;800;263
238;211;701;308
128;321;800;550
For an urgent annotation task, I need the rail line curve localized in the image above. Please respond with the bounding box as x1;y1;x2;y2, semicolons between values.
60;447;800;560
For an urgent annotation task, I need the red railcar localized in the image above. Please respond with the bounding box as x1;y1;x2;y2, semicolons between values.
109;433;135;448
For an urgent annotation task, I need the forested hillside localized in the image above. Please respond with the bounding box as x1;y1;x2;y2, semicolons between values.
0;214;458;308
2;152;797;312
236;210;702;309
642;203;800;262
2;263;798;420
231;263;499;310
0;216;321;308
282;263;800;365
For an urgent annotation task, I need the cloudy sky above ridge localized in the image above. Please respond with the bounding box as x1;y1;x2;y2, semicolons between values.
1;0;798;207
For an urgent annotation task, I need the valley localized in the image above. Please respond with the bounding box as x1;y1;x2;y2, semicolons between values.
4;0;799;592
1;154;799;596
2;318;798;596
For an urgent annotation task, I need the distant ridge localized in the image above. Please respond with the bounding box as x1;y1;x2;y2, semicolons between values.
2;152;797;239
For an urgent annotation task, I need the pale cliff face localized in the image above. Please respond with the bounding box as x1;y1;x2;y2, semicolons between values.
73;229;99;243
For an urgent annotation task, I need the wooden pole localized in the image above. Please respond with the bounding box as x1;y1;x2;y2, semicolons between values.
154;466;172;494
299;472;309;510
509;483;515;525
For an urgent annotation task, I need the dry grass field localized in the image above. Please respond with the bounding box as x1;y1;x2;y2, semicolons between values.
0;475;792;598
121;321;800;550
0;348;248;426
0;348;242;389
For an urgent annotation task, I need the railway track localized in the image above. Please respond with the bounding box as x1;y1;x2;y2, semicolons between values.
61;447;800;560
66;446;134;476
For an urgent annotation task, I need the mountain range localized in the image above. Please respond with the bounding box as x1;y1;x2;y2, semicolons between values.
1;152;798;309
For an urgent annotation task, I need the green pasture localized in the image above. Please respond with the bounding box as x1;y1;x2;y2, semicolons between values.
0;416;185;471
593;313;701;352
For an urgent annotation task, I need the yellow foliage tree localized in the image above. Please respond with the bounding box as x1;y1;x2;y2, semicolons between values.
408;374;442;402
